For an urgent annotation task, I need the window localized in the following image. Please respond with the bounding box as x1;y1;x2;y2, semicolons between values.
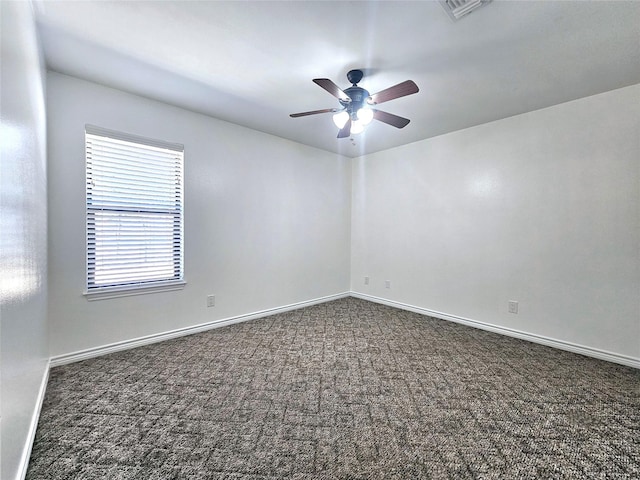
84;125;184;300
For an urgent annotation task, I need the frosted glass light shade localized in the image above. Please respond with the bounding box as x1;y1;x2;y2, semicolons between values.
357;107;374;125
350;120;364;134
332;111;349;129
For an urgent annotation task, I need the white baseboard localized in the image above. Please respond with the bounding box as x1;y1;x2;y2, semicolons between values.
18;360;50;480
350;292;640;369
50;292;350;367
49;290;639;370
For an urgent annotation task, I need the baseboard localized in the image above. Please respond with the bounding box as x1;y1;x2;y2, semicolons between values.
18;359;50;480
350;292;640;369
51;291;639;369
50;292;350;367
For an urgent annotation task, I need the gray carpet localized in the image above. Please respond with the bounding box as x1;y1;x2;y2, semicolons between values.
27;297;640;479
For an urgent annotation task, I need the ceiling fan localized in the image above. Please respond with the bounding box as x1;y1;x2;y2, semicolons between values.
290;69;419;138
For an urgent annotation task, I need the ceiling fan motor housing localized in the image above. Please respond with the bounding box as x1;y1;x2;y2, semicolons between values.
341;86;370;118
341;70;369;118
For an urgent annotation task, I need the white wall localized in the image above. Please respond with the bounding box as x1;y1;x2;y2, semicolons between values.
47;72;351;358
46;75;640;362
0;2;50;479
352;84;640;361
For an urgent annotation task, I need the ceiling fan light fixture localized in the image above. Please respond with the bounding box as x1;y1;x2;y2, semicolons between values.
357;107;374;126
290;69;418;138
350;120;365;135
333;111;349;129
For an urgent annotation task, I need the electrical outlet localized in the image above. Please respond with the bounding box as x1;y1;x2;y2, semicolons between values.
207;295;216;307
385;280;391;289
364;276;370;285
508;300;518;314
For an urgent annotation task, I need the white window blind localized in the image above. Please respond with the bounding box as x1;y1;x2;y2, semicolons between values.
85;125;184;298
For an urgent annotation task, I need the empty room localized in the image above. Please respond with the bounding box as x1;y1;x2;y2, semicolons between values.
2;1;639;479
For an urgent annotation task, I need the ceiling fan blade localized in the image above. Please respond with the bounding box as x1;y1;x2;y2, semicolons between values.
373;109;410;128
290;108;337;118
313;78;351;102
337;118;352;138
367;80;419;105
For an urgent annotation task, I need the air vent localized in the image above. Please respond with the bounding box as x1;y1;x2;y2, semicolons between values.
440;0;491;21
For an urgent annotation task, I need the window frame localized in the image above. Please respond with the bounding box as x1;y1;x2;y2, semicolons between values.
83;125;186;301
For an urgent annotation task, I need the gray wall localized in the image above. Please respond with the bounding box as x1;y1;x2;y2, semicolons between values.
1;2;50;479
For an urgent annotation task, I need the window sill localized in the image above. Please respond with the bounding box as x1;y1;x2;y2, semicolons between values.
83;280;186;301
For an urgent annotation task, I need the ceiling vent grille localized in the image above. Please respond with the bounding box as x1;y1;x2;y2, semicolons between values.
440;0;491;21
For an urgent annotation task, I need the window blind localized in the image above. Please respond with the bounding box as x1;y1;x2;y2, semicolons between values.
85;125;184;294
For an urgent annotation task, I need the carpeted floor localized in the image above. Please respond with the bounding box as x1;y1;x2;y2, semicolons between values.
27;297;639;479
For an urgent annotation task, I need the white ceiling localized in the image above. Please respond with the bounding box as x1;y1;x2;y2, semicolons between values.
34;1;640;158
